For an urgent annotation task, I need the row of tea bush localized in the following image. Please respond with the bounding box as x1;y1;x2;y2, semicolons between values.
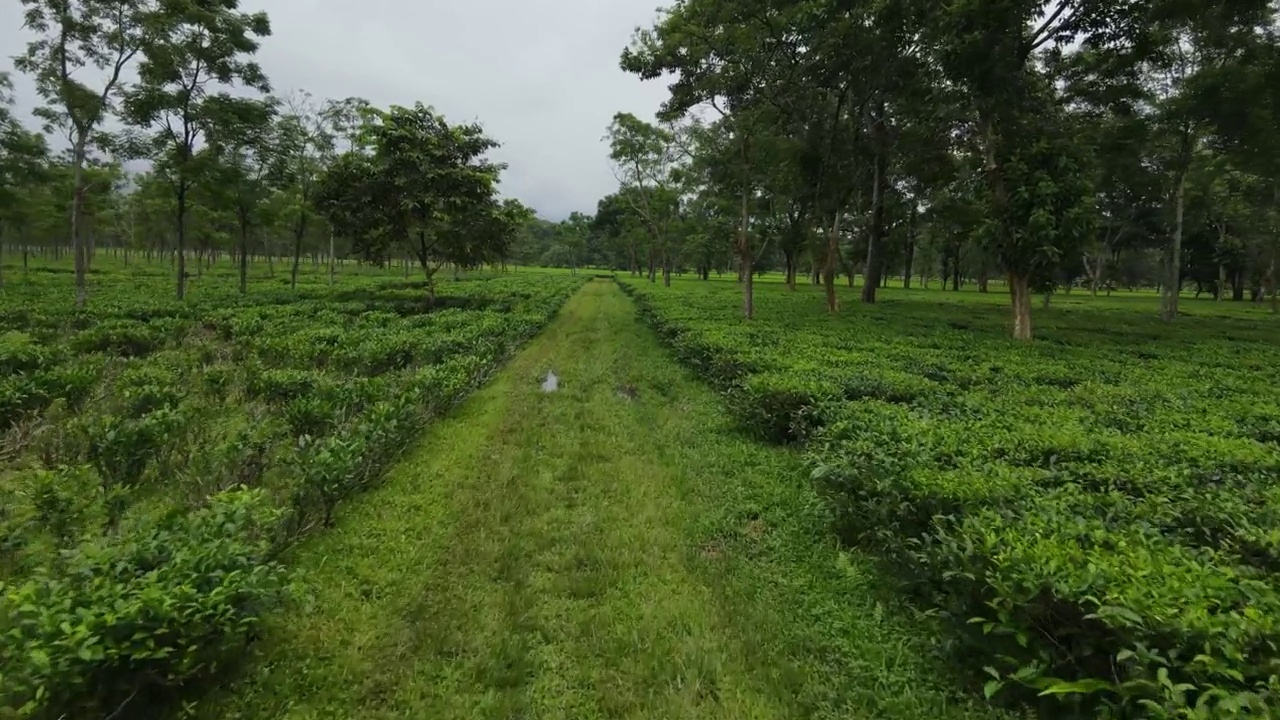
0;269;585;718
621;277;1280;718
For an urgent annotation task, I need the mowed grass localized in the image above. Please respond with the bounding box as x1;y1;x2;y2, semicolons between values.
201;280;1014;720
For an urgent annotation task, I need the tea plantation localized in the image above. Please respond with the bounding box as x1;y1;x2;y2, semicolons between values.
0;262;584;718
5;263;1280;720
620;276;1280;718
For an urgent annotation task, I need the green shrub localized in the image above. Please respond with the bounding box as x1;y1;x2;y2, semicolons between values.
0;269;588;712
69;319;179;357
0;489;283;719
932;494;1280;716
620;275;1280;716
0;331;49;374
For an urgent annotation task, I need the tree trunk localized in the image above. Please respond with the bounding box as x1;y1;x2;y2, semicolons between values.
86;221;96;271
902;212;916;290
861;102;887;304
1273;190;1279;314
176;185;187;300
740;189;754;319
239;221;250;295
71;136;89;307
1217;263;1227;302
784;248;797;290
824;211;841;313
1269;250;1278;314
1161;160;1188;322
290;226;304;290
328;230;336;285
1009;271;1032;341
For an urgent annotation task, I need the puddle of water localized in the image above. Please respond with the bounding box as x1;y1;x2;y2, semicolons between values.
541;371;559;393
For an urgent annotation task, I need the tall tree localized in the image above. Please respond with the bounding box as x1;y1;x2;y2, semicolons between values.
0;74;52;286
922;0;1153;337
206;96;278;293
17;0;154;305
277;91;333;289
315;103;505;303
123;0;271;300
607;112;684;287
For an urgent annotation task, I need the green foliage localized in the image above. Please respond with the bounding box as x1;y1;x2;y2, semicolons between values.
0;261;586;715
314;103;516;295
624;275;1280;717
0;488;282;719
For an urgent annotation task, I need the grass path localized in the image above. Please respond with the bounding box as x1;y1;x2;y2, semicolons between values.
207;280;1009;720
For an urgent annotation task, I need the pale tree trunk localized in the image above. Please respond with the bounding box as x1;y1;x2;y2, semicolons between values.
1161;168;1187;322
824;211;841;313
1009;271;1032;340
980;112;1028;339
1088;253;1107;296
1218;263;1227;302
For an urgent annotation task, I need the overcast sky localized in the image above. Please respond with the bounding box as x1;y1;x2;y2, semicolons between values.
0;0;672;220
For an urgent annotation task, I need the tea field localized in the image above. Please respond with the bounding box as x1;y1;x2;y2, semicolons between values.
6;262;1279;720
620;276;1280;718
0;260;585;718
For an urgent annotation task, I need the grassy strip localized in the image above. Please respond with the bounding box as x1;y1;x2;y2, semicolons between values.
200;280;1010;720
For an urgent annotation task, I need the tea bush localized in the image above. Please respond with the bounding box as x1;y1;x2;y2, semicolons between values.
621;276;1280;718
0;265;584;717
